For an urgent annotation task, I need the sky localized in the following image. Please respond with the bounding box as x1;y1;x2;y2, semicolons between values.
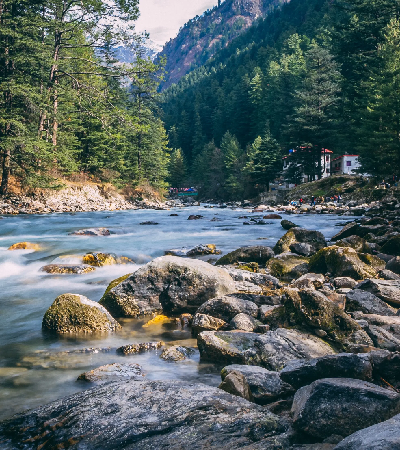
135;0;218;47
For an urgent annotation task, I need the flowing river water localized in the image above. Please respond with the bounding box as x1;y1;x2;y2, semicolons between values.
0;206;346;420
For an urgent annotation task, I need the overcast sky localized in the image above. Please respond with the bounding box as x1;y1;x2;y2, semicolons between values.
135;0;218;47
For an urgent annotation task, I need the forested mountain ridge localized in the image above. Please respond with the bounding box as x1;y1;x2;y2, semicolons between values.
157;0;289;90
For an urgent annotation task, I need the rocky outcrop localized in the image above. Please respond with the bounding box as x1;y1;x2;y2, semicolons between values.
215;245;274;265
273;228;326;255
77;363;144;383
99;256;236;317
292;378;400;439
42;294;120;333
0;380;286;449
197;328;335;370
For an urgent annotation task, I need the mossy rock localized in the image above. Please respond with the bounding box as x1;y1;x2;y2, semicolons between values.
236;262;259;273
381;236;400;256
41;264;96;274
335;235;369;253
8;242;40;251
100;273;132;302
42;294;121;334
267;254;309;281
215;246;274;265
274;228;326;255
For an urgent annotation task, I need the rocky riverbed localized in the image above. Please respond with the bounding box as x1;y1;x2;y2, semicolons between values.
1;206;400;449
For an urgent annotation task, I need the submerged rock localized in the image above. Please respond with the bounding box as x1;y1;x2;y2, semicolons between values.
77;363;144;384
42;294;120;334
165;244;221;257
70;227;111;236
8;242;40;251
116;341;164;355
83;252;133;266
215;245;274;265
0;380;285;449
99;256;236;317
40;264;96;274
292;378;400;439
160;345;195;361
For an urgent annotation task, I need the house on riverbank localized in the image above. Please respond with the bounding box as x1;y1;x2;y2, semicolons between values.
331;154;361;175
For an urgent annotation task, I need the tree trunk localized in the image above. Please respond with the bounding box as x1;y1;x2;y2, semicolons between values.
0;147;11;196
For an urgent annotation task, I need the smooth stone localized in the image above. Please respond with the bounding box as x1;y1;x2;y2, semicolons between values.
40;264;96;274
77;363;144;383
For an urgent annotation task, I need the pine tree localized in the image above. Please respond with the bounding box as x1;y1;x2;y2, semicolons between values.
168;149;187;188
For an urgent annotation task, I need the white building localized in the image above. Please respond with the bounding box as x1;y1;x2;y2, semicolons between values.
282;148;332;185
331;155;360;175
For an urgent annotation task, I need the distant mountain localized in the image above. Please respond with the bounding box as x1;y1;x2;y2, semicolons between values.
157;0;289;90
113;40;163;63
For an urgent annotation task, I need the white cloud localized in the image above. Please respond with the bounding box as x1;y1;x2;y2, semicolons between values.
135;0;218;46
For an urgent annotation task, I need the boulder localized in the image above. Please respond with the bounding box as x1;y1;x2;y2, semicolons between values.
284;288;369;350
77;363;144;384
215;246;274;265
366;325;400;351
386;256;400;274
331;222;359;241
116;341;164;355
355;278;400;305
379;269;400;280
221;364;295;404
230;313;261;332
83;252;133;266
345;289;396;316
292;378;400;439
41;264;96;274
218;370;254;402
334;413;400;450
198;328;335;370
99;256;236;317
335;235;369;253
274;228;326;255
226;268;280;289
308;246;381;279
187;215;203;220
281;219;299;230
267;253;309;281
334;277;357;289
165;244;221;257
191;313;227;334
196;295;258;322
280;353;373;389
8;242;40;251
160;346;194;361
381;235;400;256
42;294;121;334
70;228;110;236
263;214;282;219
0;380;285;449
292;273;325;290
290;242;314;256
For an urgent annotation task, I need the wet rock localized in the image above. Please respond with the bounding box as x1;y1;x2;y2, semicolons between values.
116;341;164;355
196;295;259;322
0;380;285;449
292;378;400;439
334;277;357;289
42;294;120;334
280;353;373;389
77;363;144;383
187;214;203;220
281;219;299;230
274;228;326;255
70;227;111;236
191;313;227;334
99;256;236;317
230;313;261;331
40;264;96;274
215;245;274;265
381;235;400;256
221;364;295;404
160;345;194;361
263;214;282;219
165;244;221;257
334;413;400;450
267;253;309;281
198;328;334;370
386;256;400;275
379;269;400;280
8;242;40;251
345;289;396;315
83;252;133;266
355;278;400;305
139;221;159;225
309;246;381;279
292;273;325;290
218;370;254;401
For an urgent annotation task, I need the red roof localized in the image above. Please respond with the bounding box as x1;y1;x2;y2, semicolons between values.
332;154;359;161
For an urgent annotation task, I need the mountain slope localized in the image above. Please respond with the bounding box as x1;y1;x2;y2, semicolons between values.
157;0;289;90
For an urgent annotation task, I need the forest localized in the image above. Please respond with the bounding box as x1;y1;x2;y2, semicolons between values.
1;0;400;200
163;0;400;200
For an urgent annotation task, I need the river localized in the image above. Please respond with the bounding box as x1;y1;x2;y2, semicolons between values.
0;206;346;420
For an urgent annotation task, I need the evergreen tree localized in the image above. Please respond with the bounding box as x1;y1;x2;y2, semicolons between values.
168;149;187;188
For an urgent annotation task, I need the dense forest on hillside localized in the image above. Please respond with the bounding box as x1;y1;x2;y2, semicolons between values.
0;0;168;195
163;0;400;200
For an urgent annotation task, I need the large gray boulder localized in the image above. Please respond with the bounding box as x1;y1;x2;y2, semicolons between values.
215;246;274;265
221;364;295;404
345;289;396;316
334;413;400;450
99;256;236;317
42;294;121;334
355;278;400;306
0;380;286;449
280;353;373;389
198;328;335;370
292;378;400;440
196;295;259;322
